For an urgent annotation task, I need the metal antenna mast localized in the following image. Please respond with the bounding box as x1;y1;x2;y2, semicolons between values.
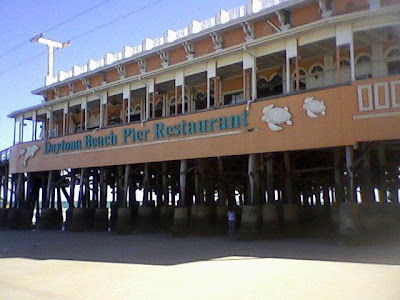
30;34;70;85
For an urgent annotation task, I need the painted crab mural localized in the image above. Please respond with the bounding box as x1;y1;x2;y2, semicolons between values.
303;97;326;118
261;104;293;132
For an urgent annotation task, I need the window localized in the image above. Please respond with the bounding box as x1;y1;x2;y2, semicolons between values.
223;91;243;105
338;59;351;82
178;95;189;114
257;77;269;98
340;59;350;67
256;74;283;98
155;101;163;118
169;97;176;116
386;47;400;76
194;91;207;110
356;55;371;64
292;69;307;91
309;64;325;88
355;54;372;80
128;104;141;122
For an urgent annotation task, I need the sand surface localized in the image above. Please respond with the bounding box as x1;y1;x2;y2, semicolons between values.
0;231;400;300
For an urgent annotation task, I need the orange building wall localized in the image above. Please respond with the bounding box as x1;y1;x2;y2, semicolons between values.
254;17;278;39
222;27;245;48
60;86;70;97
126;62;140;77
147;56;162;72
194;38;214;57
257;67;282;80
106;69;120;83
334;0;369;14
222;76;243;93
90;74;104;87
292;3;321;27
11;75;400;174
74;80;85;93
169;47;187;65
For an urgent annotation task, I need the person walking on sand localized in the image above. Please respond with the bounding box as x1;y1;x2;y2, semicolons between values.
228;206;236;237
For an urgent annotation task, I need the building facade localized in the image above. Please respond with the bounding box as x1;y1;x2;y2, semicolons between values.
1;0;400;237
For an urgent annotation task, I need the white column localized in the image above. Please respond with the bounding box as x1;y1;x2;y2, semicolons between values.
20;115;24;143
63;102;68;135
282;64;287;94
350;41;355;81
286;38;298;94
252;61;257;100
207;61;216;108
13;118;16;145
336;24;354;81
182;79;185;113
372;43;384;78
81;98;87;131
32;110;37;141
47;110;53;138
324;55;334;85
286;57;291;93
123;84;130;123
243;52;257;101
146;80;154;120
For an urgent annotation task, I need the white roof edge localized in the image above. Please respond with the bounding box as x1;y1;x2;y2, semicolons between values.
8;104;44;118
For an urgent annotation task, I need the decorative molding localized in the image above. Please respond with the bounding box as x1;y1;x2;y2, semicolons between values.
210;32;224;51
68;82;75;95
116;65;126;79
137;58;147;74
81;77;90;90
183;42;195;60
20;145;40;167
358;84;373;111
374;82;390;109
159;51;170;67
318;0;333;18
368;0;381;11
53;88;60;99
303;97;326;118
241;22;254;42
261;104;293;131
390;80;400;108
353;111;400;119
275;10;291;32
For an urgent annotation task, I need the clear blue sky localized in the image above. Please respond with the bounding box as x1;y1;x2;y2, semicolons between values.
0;0;245;150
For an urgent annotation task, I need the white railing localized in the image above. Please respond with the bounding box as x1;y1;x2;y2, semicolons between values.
0;148;10;163
176;27;189;39
153;37;165;48
48;0;294;86
201;17;216;30
228;5;246;20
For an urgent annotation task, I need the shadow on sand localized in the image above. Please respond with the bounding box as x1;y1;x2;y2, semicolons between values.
0;230;400;266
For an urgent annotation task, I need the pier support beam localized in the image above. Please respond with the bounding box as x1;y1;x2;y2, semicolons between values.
172;160;189;236
377;146;387;203
239;154;262;240
345;146;356;203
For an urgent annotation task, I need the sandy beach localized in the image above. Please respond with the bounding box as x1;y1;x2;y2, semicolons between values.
0;231;399;299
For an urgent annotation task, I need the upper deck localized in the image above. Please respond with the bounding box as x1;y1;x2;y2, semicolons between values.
6;0;400;174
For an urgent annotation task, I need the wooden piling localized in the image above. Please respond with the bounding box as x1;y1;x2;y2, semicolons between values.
345;146;356;202
377;146;387;203
180;160;187;206
162;162;169;205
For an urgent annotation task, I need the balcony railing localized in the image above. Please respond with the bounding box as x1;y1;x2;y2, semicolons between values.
0;148;10;163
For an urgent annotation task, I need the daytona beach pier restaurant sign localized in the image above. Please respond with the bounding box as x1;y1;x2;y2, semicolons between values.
44;110;249;155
